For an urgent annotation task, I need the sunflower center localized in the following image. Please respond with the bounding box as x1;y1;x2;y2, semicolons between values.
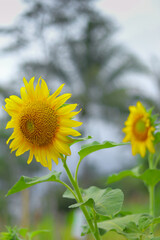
133;118;148;141
20;102;57;146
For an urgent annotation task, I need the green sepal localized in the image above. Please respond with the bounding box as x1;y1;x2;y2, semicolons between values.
6;171;62;196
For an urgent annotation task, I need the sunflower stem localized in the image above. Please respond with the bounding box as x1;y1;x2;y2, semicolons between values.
148;153;155;234
57;179;78;201
93;209;101;239
75;157;82;182
62;156;101;240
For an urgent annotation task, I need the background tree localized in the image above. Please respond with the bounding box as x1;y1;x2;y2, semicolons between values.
0;0;154;228
0;0;148;122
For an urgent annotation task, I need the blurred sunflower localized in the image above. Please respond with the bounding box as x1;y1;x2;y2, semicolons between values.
123;101;155;157
4;77;82;170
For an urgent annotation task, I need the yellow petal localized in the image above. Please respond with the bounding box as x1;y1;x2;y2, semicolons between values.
27;151;33;164
23;77;35;99
54;139;71;156
59;127;81;136
20;87;28;101
56;104;78;115
52;93;72;110
48;84;65;102
41;78;49;98
16;144;29;156
59;119;82;127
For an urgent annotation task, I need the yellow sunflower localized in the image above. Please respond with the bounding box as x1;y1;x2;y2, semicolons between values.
122;101;155;157
4;77;82;170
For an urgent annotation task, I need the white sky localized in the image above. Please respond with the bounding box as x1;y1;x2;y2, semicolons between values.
0;0;23;25
0;0;160;90
0;0;159;172
96;0;160;62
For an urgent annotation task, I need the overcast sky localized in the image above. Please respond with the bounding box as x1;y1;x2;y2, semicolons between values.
96;0;160;62
0;0;159;172
0;0;160;88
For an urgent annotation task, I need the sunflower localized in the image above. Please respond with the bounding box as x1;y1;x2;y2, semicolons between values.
4;77;82;170
122;101;155;157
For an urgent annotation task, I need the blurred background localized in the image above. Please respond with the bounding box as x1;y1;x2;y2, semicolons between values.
0;0;160;239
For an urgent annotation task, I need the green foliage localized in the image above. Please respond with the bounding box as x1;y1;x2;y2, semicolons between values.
102;231;127;240
0;226;21;240
64;186;124;217
0;226;49;240
6;171;61;196
107;167;160;187
140;169;160;186
107;166;140;184
78;140;128;160
97;214;160;240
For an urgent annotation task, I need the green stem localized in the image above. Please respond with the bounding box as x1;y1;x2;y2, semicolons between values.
148;153;155;234
154;154;160;168
75;157;82;182
61;156;101;240
149;185;154;218
57;180;78;201
93;209;101;240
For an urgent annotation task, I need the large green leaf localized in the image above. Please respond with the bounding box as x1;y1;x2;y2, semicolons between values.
68;186;124;217
6;171;61;196
139;169;160;186
78;140;127;160
108;167;160;187
98;214;158;240
98;214;146;233
107;166;140;184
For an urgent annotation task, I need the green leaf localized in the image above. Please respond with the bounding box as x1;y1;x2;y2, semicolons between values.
102;231;127;240
0;226;21;240
78;140;127;160
18;228;28;238
138;215;153;231
6;171;61;196
63;188;75;199
139;169;160;186
98;214;147;233
70;135;92;145
69;198;94;209
152;217;160;225
107;166;140;184
108;167;160;187
81;225;90;236
125;221;140;232
71;186;123;217
28;230;50;240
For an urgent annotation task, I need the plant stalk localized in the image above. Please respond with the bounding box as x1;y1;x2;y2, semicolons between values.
148;153;155;234
62;156;101;240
